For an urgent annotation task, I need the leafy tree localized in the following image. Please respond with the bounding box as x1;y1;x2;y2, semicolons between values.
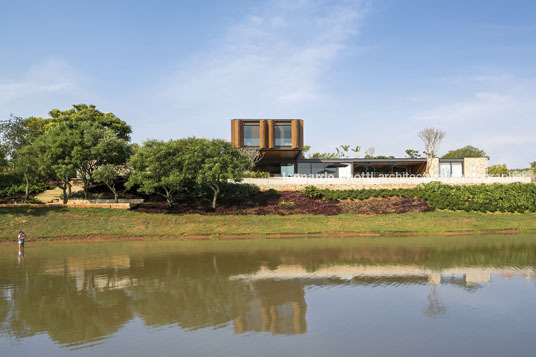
72;122;132;198
13;144;41;200
189;139;251;209
336;145;350;157
488;164;509;176
24;116;54;136
0;115;54;162
530;161;536;174
442;145;487;159
34;124;79;204
48;104;132;141
351;145;361;156
126;139;191;207
93;165;122;202
334;145;360;158
405;149;422;158
418;127;445;158
0;114;31;160
0;145;7;172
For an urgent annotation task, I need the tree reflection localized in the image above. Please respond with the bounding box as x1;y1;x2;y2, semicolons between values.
1;235;536;347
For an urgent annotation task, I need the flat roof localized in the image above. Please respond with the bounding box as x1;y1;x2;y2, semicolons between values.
297;158;464;163
232;118;301;121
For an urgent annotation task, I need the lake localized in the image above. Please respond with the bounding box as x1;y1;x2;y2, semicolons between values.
1;235;536;356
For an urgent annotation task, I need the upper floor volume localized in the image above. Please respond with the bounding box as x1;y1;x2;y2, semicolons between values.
231;119;304;150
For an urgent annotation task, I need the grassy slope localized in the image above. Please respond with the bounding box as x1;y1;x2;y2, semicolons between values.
1;206;536;241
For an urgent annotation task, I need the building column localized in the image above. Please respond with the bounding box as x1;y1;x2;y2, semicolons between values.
267;120;274;149
259;120;267;149
291;120;299;149
426;158;439;177
231;120;241;148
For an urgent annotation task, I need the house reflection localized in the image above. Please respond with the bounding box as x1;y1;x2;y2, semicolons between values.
2;242;536;348
233;279;307;335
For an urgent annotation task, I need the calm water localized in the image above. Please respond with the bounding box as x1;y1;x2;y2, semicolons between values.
2;235;536;356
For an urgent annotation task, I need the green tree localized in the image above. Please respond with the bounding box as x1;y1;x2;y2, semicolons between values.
530;161;536;174
0;115;54;163
442;145;487;159
126;140;191;207
0;145;7;172
24;116;54;136
72;122;132;198
0;114;31;160
405;149;422;158
34;124;79;204
93;165;122;202
13;144;41;200
48;104;132;141
336;145;360;158
337;145;351;157
488;164;509;176
190;139;251;209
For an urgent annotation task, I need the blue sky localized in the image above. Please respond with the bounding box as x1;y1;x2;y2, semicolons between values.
1;0;535;167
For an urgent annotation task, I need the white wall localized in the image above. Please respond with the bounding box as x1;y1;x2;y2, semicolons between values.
337;163;353;178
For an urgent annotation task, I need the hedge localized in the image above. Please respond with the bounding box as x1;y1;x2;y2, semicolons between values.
301;182;536;213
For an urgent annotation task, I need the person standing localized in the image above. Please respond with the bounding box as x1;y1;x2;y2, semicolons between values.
18;230;25;250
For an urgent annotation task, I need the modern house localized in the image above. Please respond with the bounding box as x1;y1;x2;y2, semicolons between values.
231;119;304;176
231;119;489;179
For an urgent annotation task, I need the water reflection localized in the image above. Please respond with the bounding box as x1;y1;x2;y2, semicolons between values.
1;235;536;352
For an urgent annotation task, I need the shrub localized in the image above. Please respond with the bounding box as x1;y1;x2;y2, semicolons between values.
278;200;296;209
301;185;323;198
242;171;271;178
264;188;280;199
0;174;49;197
302;183;536;213
217;182;260;205
488;164;509;176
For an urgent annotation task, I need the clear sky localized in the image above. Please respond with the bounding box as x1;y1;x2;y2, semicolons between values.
1;0;535;167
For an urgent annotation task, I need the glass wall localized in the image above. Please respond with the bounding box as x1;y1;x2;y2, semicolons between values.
275;124;292;146
281;163;295;177
452;162;463;177
439;162;463;177
297;163;338;178
243;124;260;146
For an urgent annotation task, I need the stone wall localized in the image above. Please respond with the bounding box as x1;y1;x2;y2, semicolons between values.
427;158;439;177
241;176;532;191
0;203;134;209
463;158;488;177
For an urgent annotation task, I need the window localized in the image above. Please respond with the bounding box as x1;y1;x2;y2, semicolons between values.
297;162;338;177
281;163;295;177
297;162;311;176
311;163;326;176
243;124;259;146
275;124;292;146
439;162;463;177
451;162;463;177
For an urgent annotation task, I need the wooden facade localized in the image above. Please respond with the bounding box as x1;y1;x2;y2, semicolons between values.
231;119;304;151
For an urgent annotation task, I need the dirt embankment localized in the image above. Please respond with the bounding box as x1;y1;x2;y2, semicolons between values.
134;191;431;216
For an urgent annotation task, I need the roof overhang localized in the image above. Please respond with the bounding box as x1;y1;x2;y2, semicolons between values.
298;158;428;164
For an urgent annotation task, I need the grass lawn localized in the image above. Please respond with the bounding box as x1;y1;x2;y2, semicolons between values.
1;206;536;242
